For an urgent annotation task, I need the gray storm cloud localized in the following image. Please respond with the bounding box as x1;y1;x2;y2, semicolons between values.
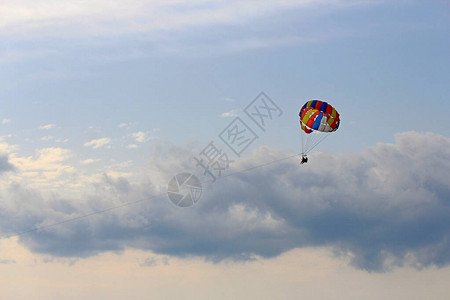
0;155;14;173
0;131;449;271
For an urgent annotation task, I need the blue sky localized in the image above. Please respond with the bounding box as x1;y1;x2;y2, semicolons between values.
1;0;448;155
0;1;449;299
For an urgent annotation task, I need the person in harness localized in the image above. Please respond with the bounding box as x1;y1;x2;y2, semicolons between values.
300;154;308;164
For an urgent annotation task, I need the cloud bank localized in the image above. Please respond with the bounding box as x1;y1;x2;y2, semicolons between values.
0;131;449;272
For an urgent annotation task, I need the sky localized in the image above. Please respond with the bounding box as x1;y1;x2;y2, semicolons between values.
0;0;449;299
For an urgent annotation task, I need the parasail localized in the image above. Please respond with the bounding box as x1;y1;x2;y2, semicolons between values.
299;100;340;156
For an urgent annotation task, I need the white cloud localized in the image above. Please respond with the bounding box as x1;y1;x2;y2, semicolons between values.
2;119;11;124
0;0;386;61
0;137;19;153
0;1;292;36
39;124;55;130
41;135;54;141
132;131;148;143
220;109;239;118
127;144;139;149
118;122;137;130
9;147;75;184
80;159;99;165
0;0;376;39
131;131;158;143
84;138;112;149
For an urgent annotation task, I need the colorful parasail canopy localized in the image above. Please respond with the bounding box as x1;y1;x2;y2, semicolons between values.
299;100;340;156
299;100;340;134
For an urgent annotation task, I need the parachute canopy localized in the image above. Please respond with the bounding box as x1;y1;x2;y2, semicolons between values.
299;100;340;155
299;100;340;134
